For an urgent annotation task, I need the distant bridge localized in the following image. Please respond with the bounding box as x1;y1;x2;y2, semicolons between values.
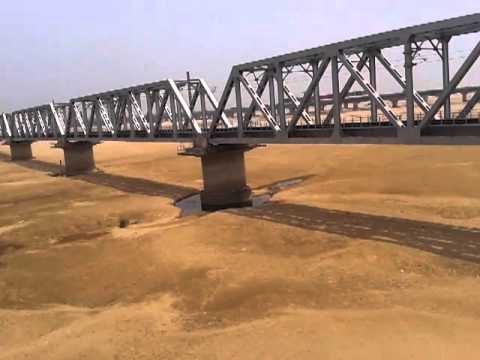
2;14;480;209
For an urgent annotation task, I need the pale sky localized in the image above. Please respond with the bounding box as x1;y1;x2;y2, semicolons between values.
0;0;479;111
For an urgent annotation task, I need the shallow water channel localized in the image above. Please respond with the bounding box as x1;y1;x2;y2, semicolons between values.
175;177;306;217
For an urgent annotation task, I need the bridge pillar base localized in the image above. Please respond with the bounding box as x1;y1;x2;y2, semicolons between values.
200;145;253;211
10;142;33;161
58;141;96;176
179;143;255;211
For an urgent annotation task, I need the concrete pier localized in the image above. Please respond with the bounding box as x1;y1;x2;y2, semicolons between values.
180;143;254;211
200;146;252;211
57;141;96;176
10;142;33;161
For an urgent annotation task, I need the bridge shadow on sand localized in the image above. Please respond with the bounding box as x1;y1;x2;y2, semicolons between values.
231;201;480;264
0;153;197;200
2;153;480;264
76;171;197;199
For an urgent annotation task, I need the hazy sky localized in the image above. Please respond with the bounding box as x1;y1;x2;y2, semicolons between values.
0;0;479;111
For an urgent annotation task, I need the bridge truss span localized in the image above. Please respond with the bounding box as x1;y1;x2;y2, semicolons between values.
66;78;233;142
1;14;480;146
2;14;480;209
2;79;231;144
208;13;480;145
1;103;70;142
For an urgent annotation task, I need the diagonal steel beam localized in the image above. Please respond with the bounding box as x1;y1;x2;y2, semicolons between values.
198;78;232;128
457;89;480;119
420;40;480;128
124;96;141;131
23;112;33;137
184;85;200;128
10;114;17;137
1;113;11;138
0;114;4;138
32;111;41;137
36;110;47;136
106;100;116;135
115;97;129;134
283;83;314;125
18;113;29;137
288;57;330;132
129;93;150;132
323;53;368;125
169;92;178;136
239;73;281;132
24;113;33;136
49;103;65;136
20;113;31;137
155;91;172;131
168;79;202;134
80;103;88;135
11;114;18;137
188;83;200;113
30;111;39;137
21;113;30;136
243;71;270;128
97;99;115;134
27;112;36;136
339;53;404;128
374;50;436;117
2;113;12;137
209;71;234;134
72;103;87;135
13;114;24;137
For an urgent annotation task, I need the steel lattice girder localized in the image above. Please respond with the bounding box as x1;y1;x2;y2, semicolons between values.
1;113;12;139
420;40;480;128
2;13;480;145
65;78;231;140
208;13;480;143
338;53;403;128
7;103;69;140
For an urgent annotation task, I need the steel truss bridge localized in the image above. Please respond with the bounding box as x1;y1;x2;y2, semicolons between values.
2;14;480;146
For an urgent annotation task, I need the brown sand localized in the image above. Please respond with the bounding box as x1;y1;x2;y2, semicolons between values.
1;137;480;359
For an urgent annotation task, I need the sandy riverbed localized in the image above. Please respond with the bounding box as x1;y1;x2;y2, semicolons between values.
1;116;480;359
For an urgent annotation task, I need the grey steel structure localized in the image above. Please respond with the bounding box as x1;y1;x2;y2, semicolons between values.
2;103;70;141
205;13;480;145
2;14;480;209
1;79;230;143
2;14;480;145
